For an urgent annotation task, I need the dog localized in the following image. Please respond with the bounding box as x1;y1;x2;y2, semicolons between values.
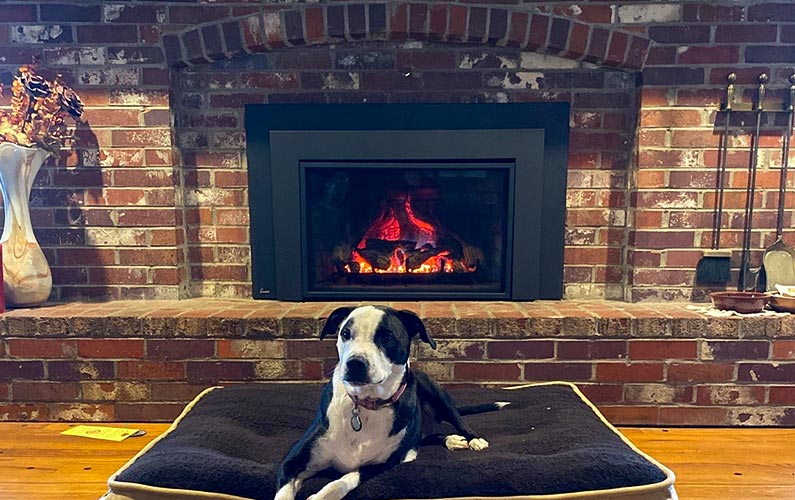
274;305;508;500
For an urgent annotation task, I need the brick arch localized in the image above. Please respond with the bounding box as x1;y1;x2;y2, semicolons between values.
162;2;651;71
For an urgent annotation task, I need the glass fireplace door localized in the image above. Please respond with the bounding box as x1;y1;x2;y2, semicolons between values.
301;162;513;297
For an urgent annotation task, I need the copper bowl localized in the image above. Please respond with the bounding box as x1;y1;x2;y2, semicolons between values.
710;291;772;314
769;294;795;313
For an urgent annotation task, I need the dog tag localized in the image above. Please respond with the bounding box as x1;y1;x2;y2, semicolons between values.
350;407;362;432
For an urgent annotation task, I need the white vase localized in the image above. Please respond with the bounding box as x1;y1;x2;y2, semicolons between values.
0;142;52;306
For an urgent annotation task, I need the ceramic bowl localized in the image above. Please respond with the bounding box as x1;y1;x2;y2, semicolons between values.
709;291;772;314
769;294;795;313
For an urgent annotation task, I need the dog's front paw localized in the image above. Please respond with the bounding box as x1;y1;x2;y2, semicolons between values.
444;434;469;450
468;438;489;451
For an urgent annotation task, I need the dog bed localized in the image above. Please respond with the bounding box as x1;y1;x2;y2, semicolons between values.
103;382;677;500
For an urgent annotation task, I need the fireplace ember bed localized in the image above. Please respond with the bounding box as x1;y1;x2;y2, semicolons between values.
246;103;569;301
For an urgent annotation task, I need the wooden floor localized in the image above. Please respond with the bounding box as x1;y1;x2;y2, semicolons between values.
0;424;792;499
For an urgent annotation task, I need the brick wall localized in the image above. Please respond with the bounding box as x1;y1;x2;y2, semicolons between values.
0;1;794;302
2;300;794;426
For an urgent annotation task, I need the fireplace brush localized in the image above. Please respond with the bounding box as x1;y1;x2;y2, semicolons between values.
697;73;735;285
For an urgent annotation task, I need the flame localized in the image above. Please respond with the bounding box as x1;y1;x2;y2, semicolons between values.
344;193;472;274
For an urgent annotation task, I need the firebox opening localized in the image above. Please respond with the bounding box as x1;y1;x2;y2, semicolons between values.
303;164;511;295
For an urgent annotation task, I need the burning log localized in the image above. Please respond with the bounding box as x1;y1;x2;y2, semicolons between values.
356;248;392;270
406;244;441;270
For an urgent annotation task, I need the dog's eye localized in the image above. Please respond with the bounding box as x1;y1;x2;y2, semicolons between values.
380;333;394;344
340;328;351;341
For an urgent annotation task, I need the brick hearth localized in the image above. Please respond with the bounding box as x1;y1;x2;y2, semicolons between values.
2;299;794;426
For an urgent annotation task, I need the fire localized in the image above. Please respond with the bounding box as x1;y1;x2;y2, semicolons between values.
342;193;473;275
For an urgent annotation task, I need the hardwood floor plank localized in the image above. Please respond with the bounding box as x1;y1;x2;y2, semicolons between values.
0;424;793;499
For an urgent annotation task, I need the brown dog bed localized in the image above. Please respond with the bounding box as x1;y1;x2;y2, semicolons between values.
102;382;676;500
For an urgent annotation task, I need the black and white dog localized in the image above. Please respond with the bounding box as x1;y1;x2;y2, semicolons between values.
275;305;507;500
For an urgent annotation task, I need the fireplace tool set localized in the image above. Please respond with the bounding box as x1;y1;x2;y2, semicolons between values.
705;72;795;302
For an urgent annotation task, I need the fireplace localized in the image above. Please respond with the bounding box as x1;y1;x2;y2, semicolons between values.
246;103;569;301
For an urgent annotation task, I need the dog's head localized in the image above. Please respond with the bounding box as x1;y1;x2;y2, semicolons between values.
321;306;436;396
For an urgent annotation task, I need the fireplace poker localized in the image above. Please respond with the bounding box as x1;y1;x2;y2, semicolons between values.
739;73;767;291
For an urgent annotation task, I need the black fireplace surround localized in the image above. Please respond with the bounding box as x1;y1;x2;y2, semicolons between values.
246;103;569;301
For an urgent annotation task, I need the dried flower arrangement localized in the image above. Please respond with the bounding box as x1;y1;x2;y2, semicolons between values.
0;63;84;154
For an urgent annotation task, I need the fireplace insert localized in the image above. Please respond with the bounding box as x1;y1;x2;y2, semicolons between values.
246;103;568;301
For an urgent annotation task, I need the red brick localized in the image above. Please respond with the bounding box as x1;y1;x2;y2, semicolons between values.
578;384;623;404
524;363;592;382
564;247;622;265
748;3;795;22
668;362;735;383
660;407;728;426
77;25;138;44
7;340;77;359
715;24;777;43
629;341;698;360
633;231;695;249
605;31;629;66
0;361;45;381
454;363;521;382
170;6;228;24
13;382;79;402
0;4;36;21
596;363;664;382
186;361;255;383
145;340;214;360
150;383;211;402
702;341;769;361
116;403;184;422
76;339;144;359
559;341;627;361
527;14;549;50
648;25;710;44
772;341;795;360
678;46;739;65
305;7;324;44
118;361;185;380
738;363;795;382
769;386;795;404
57;248;116;266
598;405;659;425
640;109;703;128
684;3;744;22
390;3;409;40
646;46;676;65
119;249;178;266
487;341;553;360
0;403;50;421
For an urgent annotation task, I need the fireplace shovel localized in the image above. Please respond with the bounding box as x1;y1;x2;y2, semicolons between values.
763;74;795;291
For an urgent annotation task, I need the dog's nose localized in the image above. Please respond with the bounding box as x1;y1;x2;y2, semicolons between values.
344;356;370;385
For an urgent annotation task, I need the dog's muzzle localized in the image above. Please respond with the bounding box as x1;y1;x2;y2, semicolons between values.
344;356;370;385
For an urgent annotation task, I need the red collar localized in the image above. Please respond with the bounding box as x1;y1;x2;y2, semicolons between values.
347;379;408;411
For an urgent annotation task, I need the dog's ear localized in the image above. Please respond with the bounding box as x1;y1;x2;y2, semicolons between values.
396;309;436;349
320;306;355;339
